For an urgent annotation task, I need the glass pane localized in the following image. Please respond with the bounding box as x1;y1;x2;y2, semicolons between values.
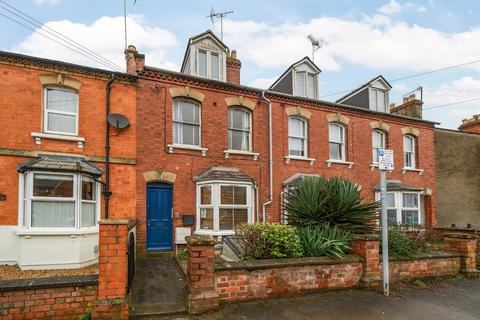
229;130;249;151
200;208;214;230
403;193;418;208
31;201;75;227
46;89;78;113
376;90;386;111
402;210;419;224
221;186;234;204
200;186;211;205
373;148;379;163
296;72;306;96
329;143;342;160
33;174;73;197
219;208;233;230
386;193;395;207
81;202;95;227
177;123;199;146
404;136;413;152
198;50;207;76
329;124;343;142
387;209;397;225
289;118;305;137
229;109;250;130
174;100;199;124
289;137;305;156
82;176;94;200
405;152;412;167
234;186;247;205
233;208;248;229
307;74;315;98
47;113;76;134
372;131;384;148
211;52;219;79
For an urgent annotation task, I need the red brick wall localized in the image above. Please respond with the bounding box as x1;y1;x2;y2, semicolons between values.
0;285;97;320
387;257;461;283
136;72;437;253
0;61;137;225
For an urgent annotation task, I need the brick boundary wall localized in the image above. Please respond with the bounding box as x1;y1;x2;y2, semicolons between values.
443;233;479;277
351;234;381;287
0;276;97;320
433;228;480;267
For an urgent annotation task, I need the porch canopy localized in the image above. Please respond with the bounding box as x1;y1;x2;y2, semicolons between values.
194;167;254;183
16;154;103;177
373;180;425;192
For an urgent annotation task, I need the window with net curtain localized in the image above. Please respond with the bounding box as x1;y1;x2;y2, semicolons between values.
197;49;220;80
44;87;78;135
295;71;316;98
25;173;98;229
372;130;386;163
173;98;200;146
377;192;421;226
198;183;250;232
329;123;345;161
288;117;307;157
228;107;251;151
403;135;416;168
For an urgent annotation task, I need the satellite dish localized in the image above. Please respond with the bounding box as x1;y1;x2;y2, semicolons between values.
107;113;129;129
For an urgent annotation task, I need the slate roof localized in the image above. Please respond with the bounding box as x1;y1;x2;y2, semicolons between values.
373;180;425;192
180;30;228;73
17;155;103;176
283;173;320;186
269;56;321;90
194;167;254;183
335;75;393;103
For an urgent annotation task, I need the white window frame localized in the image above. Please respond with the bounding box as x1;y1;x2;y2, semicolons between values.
375;191;422;226
372;130;386;164
196;49;222;80
403;135;416;169
370;88;388;112
19;171;101;231
328;123;346;161
195;181;253;236
295;71;316;98
172;98;201;147
43;87;79;136
288;117;308;157
228;107;252;152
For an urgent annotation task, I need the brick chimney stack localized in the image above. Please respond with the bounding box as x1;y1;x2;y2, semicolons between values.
226;50;241;85
458;114;480;133
390;94;423;119
125;45;145;75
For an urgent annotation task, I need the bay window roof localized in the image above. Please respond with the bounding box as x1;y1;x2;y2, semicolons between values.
17;155;103;176
194;167;254;183
373;180;425;192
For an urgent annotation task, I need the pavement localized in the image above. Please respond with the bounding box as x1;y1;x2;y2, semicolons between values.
165;277;480;320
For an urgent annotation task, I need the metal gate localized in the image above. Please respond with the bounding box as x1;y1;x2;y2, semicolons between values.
127;232;135;293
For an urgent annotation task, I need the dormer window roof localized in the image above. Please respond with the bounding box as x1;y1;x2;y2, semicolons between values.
336;75;392;113
180;30;228;82
269;57;321;99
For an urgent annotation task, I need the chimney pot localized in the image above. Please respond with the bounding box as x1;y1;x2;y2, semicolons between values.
125;44;145;75
403;97;408;103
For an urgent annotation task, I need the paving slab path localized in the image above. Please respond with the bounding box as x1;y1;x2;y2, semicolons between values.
163;277;480;320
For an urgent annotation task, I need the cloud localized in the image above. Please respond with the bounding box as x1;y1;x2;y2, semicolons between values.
423;77;480;128
220;17;480;74
247;77;277;89
34;0;61;5
11;15;178;71
378;0;426;15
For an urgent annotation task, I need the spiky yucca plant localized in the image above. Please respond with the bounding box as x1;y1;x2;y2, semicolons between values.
283;176;380;233
298;225;352;259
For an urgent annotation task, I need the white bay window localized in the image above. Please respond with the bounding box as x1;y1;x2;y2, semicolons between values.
196;182;253;235
376;191;422;226
20;172;100;230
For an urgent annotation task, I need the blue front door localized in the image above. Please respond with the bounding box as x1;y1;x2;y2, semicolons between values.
146;184;173;251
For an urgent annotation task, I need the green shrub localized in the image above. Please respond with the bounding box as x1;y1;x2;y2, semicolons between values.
78;312;92;320
298;225;352;259
283;176;380;233
236;223;303;259
177;248;188;261
386;224;427;258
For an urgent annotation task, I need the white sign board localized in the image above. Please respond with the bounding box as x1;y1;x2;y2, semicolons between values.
378;149;394;171
175;227;192;244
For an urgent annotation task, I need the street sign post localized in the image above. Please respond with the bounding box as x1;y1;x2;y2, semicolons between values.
378;148;393;296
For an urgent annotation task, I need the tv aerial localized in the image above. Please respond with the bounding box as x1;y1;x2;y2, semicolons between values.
307;34;325;62
207;7;234;41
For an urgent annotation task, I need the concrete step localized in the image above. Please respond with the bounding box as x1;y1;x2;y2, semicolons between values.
129;301;187;319
141;251;174;259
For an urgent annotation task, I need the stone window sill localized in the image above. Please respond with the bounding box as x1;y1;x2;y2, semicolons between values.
14;227;99;237
167;144;208;156
285;155;316;166
402;167;424;175
31;132;85;148
326;159;354;169
224;150;259;160
194;230;235;237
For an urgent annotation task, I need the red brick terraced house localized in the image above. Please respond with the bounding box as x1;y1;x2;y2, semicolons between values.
0;52;137;269
129;30;438;254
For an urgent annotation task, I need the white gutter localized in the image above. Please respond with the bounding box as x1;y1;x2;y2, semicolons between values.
261;91;273;224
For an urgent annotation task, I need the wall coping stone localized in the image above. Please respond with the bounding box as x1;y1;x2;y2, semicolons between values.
444;232;478;240
99;219;137;229
215;254;362;272
383;251;462;262
0;274;98;292
186;234;217;246
353;233;379;241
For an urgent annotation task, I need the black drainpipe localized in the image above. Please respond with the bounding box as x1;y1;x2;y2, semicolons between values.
104;73;116;219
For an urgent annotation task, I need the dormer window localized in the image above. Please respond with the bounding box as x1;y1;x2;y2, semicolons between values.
295;71;316;98
197;49;221;80
370;88;387;112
